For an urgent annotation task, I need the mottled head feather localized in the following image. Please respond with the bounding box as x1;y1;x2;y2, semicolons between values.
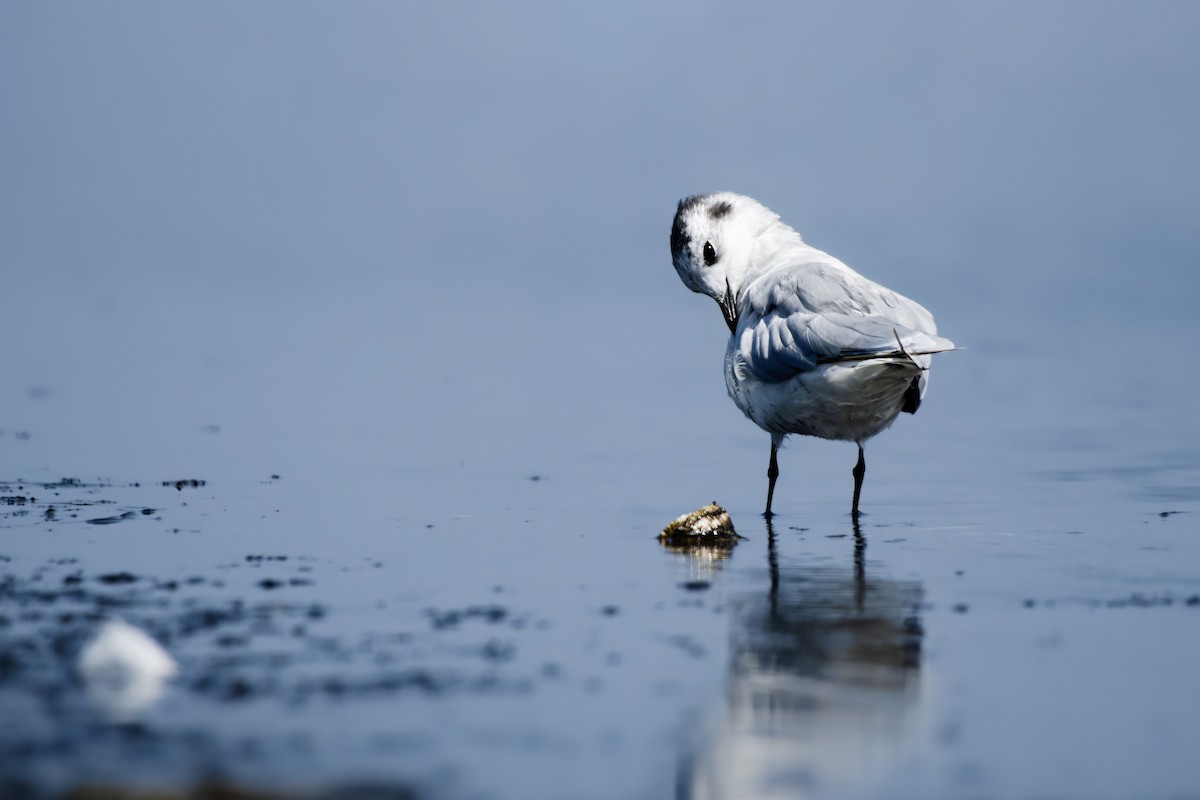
670;195;705;260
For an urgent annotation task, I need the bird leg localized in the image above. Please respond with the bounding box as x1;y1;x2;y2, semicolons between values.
851;444;866;519
764;441;780;518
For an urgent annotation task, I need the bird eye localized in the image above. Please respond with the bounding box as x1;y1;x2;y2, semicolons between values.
702;241;717;266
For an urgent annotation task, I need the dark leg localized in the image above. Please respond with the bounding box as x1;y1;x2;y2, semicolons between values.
851;444;866;519
764;441;780;518
851;513;866;611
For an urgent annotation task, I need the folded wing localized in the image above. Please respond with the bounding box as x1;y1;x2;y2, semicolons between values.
736;262;955;384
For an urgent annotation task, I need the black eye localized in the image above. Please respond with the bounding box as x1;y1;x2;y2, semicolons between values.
702;241;717;266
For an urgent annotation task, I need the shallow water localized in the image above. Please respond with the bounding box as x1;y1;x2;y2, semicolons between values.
3;404;1198;799
3;4;1200;799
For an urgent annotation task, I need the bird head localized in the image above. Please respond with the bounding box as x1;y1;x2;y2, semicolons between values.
669;192;784;333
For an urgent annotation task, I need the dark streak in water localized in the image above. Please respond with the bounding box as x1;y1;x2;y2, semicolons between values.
164;479;207;491
86;511;139;525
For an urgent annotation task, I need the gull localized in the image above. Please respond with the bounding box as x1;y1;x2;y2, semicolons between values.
670;192;955;519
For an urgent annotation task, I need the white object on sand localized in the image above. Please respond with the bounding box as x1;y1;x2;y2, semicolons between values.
78;617;178;722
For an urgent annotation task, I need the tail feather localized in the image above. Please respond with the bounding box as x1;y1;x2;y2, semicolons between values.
815;340;957;365
902;375;922;414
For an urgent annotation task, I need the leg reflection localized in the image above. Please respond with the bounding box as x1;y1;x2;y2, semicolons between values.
683;516;924;799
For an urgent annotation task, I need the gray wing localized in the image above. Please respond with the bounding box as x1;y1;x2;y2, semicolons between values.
736;262;955;384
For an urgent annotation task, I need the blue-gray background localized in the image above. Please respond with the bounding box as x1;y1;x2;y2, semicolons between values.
4;1;1198;500
2;4;1199;799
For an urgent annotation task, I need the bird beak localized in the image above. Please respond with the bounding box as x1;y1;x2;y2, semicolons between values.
719;278;738;333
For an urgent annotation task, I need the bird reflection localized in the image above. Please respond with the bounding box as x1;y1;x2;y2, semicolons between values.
681;518;924;799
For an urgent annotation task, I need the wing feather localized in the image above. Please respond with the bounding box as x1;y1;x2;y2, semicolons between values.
735;260;954;384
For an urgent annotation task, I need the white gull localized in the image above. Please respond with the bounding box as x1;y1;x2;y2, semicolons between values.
670;192;955;518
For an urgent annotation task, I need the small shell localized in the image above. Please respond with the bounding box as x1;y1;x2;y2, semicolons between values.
659;503;739;548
